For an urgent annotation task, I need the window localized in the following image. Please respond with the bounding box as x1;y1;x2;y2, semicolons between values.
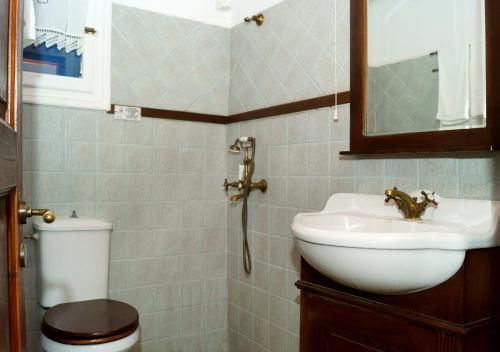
23;44;83;78
22;0;111;110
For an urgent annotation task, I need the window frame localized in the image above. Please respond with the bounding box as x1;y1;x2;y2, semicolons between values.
22;0;111;110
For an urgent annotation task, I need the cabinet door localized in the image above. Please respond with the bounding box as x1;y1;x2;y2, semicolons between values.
301;293;442;352
326;333;383;352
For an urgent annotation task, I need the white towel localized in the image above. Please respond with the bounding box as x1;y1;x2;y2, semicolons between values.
23;0;36;48
436;0;485;126
436;40;486;125
436;45;470;125
470;40;486;118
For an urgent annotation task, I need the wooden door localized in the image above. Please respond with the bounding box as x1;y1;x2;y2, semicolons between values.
0;0;25;351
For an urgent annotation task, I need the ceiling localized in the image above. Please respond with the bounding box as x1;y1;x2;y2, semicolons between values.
111;0;284;28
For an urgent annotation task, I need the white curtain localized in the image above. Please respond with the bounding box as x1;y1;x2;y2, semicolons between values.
32;0;90;56
23;0;36;47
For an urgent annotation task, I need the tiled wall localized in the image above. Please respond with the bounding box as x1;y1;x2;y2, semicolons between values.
226;2;346;348
112;4;230;115
367;55;440;135
225;104;500;352
228;0;349;115
22;1;500;352
22;105;229;352
22;5;231;352
225;0;500;352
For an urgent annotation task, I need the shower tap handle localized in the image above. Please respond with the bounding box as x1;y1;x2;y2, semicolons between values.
223;179;242;191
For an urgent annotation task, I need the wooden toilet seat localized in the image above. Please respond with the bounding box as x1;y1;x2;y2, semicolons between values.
41;299;139;345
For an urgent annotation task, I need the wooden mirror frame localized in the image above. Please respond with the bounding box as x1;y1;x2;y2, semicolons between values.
345;0;500;155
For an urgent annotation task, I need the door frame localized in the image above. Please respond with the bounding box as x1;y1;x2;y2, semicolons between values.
2;0;26;350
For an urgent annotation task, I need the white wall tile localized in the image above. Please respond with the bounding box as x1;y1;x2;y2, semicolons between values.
126;145;153;173
31;141;65;171
67;110;96;142
97;143;126;172
66;142;96;172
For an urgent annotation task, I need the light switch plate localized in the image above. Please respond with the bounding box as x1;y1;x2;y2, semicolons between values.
114;105;142;121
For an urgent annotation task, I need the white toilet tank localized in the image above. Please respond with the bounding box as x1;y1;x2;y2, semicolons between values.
33;217;113;308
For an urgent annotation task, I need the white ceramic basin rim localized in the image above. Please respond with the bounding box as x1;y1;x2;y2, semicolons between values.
291;193;500;295
292;193;498;250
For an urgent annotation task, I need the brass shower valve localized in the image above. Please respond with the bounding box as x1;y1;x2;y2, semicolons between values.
250;180;267;193
224;178;267;202
224;137;267;202
225;178;267;202
223;179;243;192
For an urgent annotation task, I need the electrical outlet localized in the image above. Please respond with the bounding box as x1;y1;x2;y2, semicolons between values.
113;105;141;121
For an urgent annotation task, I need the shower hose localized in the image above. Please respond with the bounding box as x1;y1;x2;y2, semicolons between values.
242;141;256;275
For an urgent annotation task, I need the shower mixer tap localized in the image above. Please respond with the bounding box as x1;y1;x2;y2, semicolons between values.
224;137;268;275
224;137;267;202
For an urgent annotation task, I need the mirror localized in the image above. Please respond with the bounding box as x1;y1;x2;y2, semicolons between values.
366;0;486;136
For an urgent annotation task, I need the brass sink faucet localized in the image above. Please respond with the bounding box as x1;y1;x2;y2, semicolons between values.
384;187;438;220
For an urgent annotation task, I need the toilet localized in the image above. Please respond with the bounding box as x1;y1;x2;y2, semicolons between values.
33;217;140;352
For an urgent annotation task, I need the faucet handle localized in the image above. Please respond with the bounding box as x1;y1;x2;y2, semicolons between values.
223;179;229;192
385;187;397;196
384;187;398;203
421;191;439;206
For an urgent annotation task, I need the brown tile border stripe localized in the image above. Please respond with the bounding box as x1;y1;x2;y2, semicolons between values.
108;105;228;124
108;91;350;125
229;92;350;123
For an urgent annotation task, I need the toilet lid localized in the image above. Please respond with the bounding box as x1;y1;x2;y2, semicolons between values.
42;299;139;345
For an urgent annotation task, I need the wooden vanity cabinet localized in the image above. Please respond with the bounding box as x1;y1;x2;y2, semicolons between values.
296;249;500;352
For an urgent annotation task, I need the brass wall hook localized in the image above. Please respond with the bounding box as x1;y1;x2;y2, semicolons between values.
244;13;264;26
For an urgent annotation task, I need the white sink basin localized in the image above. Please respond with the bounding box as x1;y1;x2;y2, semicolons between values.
291;193;500;295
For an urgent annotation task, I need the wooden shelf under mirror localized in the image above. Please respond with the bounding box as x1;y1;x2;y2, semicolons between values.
343;0;500;155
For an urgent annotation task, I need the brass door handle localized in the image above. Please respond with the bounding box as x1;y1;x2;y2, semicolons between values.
18;201;56;224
